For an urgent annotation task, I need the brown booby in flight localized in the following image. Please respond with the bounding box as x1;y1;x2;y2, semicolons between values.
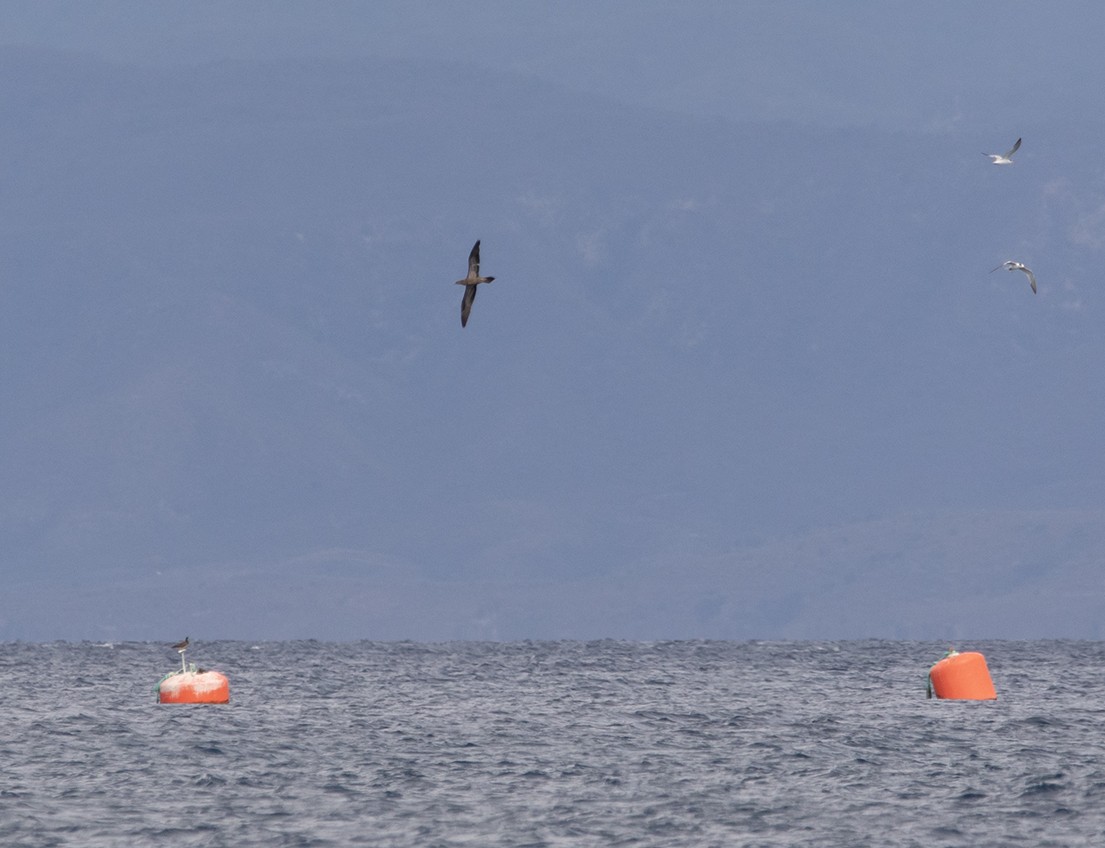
456;239;495;327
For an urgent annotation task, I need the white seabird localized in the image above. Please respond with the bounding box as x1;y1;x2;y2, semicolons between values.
984;137;1021;165
991;260;1037;294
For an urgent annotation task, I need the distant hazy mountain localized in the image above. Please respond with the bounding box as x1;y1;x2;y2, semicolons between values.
1;49;1103;639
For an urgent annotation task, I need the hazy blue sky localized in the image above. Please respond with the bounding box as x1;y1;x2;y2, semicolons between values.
3;3;1105;641
3;1;1103;130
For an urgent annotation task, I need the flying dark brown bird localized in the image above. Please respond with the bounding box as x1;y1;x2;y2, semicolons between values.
456;239;495;327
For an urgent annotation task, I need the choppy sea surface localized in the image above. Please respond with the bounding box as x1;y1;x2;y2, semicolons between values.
2;640;1104;846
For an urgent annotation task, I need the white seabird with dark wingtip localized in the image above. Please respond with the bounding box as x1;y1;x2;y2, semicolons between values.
991;260;1037;294
984;137;1021;165
456;239;495;328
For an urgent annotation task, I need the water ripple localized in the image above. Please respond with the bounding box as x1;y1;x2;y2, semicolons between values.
1;640;1104;845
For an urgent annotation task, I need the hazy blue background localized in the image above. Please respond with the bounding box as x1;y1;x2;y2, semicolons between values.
2;2;1104;640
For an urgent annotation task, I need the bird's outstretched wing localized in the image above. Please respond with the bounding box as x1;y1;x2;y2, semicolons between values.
468;240;481;279
1005;137;1022;158
461;284;477;327
1024;267;1037;294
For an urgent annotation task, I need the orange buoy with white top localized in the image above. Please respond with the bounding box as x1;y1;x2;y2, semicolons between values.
927;650;996;700
158;669;230;703
157;638;229;703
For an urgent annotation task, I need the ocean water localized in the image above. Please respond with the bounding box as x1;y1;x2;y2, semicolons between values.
2;640;1104;846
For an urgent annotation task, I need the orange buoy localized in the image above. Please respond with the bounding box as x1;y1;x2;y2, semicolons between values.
927;650;996;700
158;670;230;704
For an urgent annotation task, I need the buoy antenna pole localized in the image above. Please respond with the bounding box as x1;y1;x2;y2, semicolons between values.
180;649;187;674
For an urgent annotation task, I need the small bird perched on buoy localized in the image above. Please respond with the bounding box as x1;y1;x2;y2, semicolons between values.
171;636;190;673
456;239;495;327
984;137;1021;165
991;260;1037;294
